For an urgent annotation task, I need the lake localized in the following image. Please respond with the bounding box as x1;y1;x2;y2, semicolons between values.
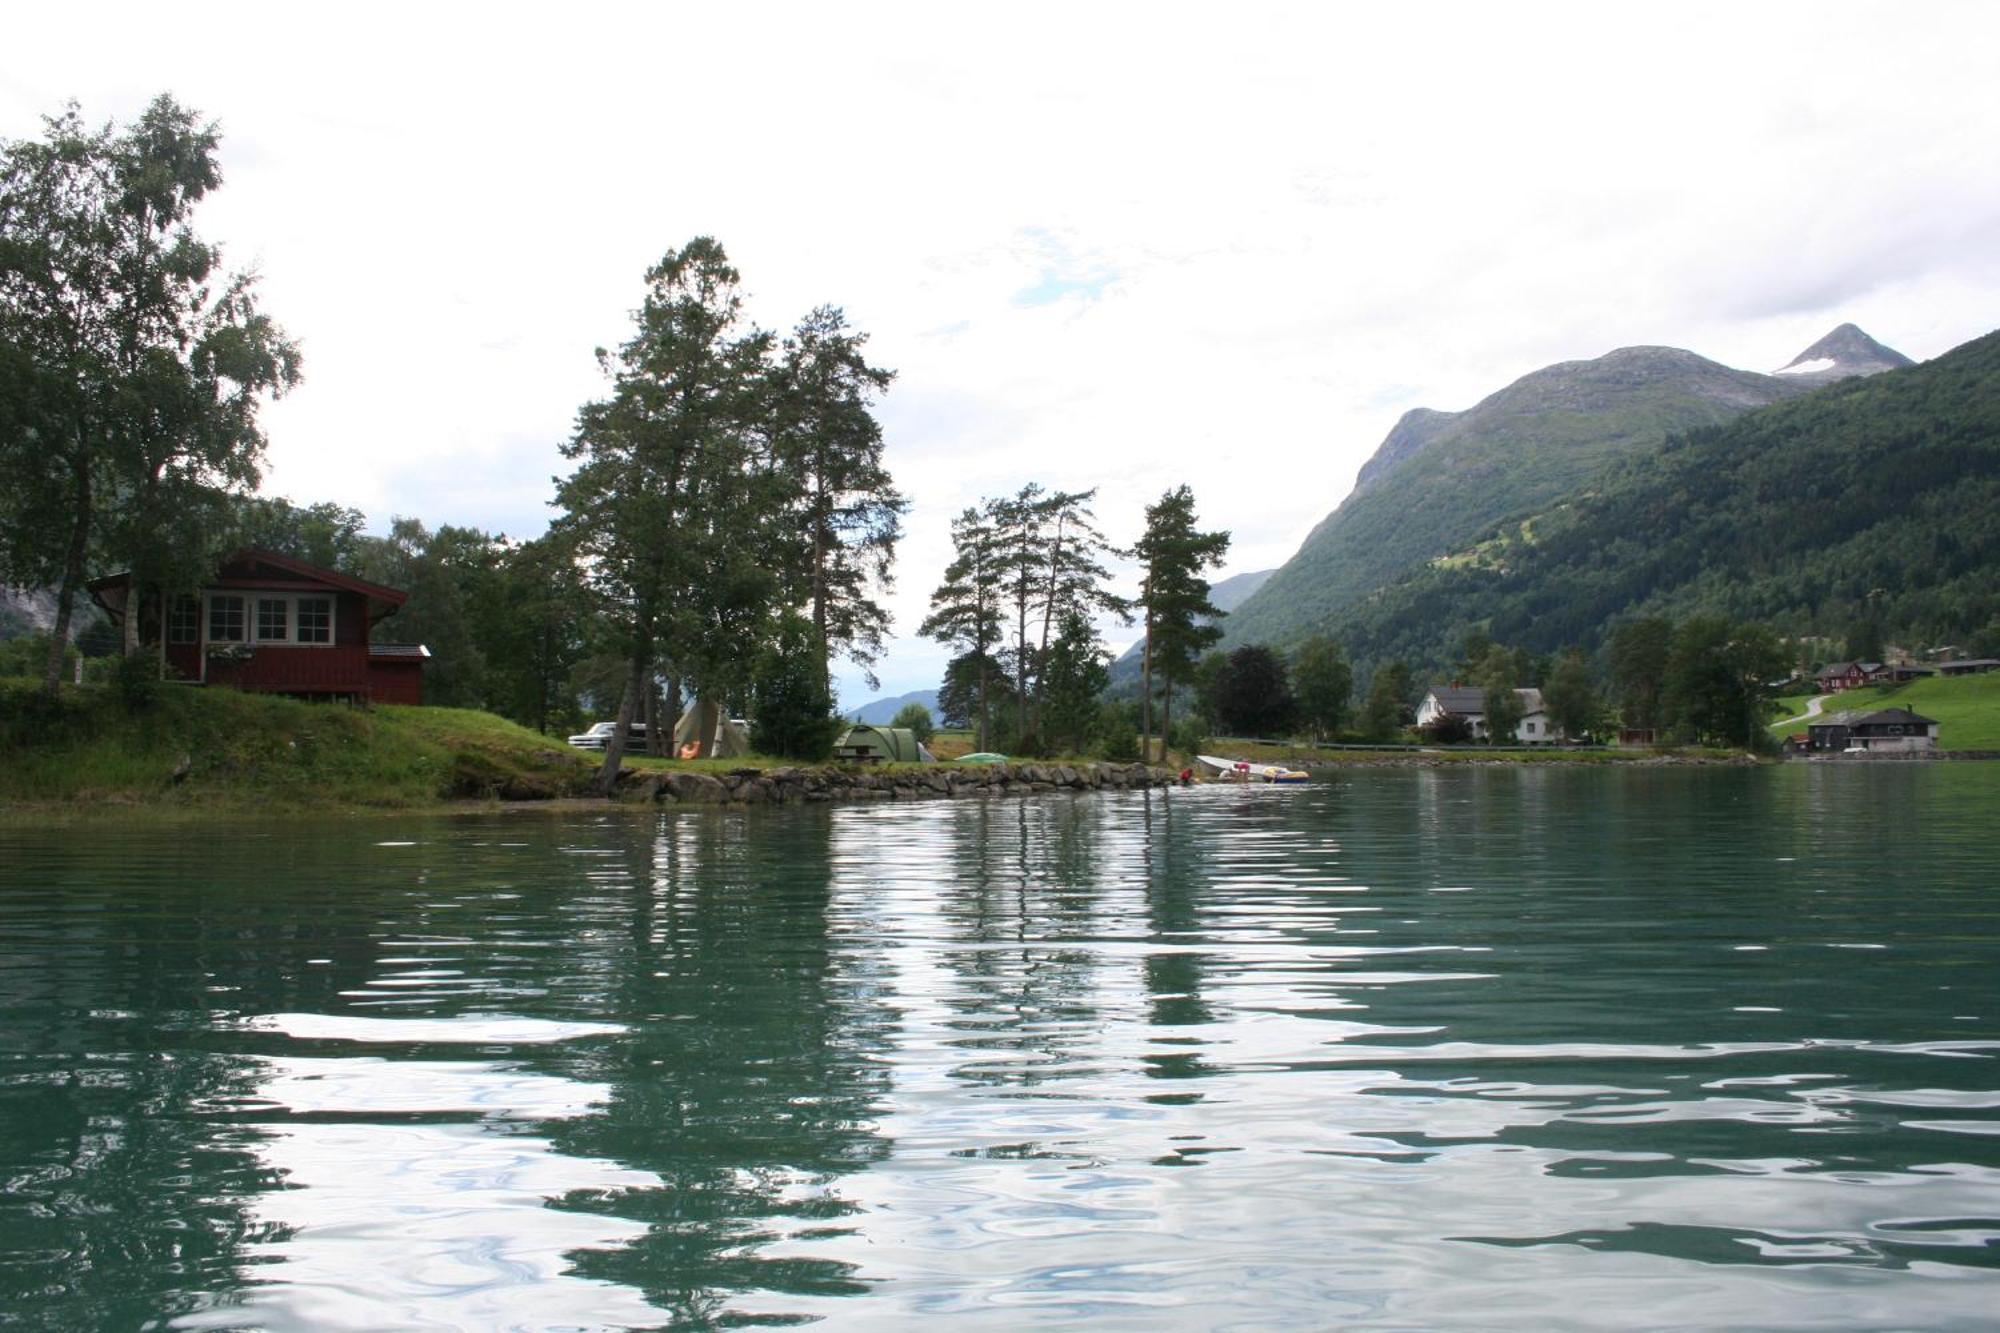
2;765;1996;1329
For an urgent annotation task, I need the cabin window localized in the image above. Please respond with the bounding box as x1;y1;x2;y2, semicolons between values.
256;598;290;641
296;597;332;644
167;596;199;644
208;595;245;643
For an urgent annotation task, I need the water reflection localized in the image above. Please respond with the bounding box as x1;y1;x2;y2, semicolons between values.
1;766;1997;1328
541;809;896;1328
182;1041;659;1331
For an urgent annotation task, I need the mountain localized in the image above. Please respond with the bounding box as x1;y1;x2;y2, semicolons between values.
1220;325;1910;651
1107;566;1275;684
0;587;58;637
1771;322;1915;384
1202;566;1278;616
1322;327;2000;673
847;688;941;725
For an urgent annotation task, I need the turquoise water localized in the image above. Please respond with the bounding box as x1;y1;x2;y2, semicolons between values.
2;765;1996;1329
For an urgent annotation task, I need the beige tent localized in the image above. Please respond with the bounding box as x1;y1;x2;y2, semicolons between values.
673;698;751;759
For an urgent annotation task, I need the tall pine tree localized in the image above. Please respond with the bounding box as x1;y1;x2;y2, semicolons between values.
769;305;904;697
551;238;771;789
920;506;1008;752
1134;486;1230;763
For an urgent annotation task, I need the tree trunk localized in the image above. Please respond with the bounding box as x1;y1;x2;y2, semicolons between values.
811;468;832;704
42;452;92;698
534;622;551;736
1140;603;1155;764
1160;679;1173;768
125;468;165;664
976;658;988;754
1015;570;1030;749
1030;517;1066;744
594;625;651;795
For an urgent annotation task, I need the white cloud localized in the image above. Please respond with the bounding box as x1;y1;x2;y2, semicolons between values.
8;1;2000;703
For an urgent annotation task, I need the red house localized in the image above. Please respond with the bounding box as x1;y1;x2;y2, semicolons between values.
1814;661;1883;693
88;549;429;704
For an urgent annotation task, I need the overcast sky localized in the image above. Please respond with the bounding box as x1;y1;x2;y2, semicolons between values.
7;2;1999;703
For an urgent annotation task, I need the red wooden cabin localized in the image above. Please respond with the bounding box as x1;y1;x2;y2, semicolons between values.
88;549;429;704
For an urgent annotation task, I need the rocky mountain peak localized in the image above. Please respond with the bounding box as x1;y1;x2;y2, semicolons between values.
1772;323;1914;383
1352;406;1457;495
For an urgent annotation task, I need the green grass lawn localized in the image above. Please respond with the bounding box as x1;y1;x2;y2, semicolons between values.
0;682;1142;816
0;679;600;811
1768;672;2000;748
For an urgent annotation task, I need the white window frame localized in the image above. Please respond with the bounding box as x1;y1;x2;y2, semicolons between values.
205;592;337;648
295;595;333;645
207;594;247;644
167;595;200;645
255;596;290;643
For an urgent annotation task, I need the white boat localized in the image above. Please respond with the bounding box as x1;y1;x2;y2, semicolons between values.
1194;754;1310;784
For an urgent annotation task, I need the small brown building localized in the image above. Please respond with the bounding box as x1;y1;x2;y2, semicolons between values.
89;548;429;704
1938;658;2000;677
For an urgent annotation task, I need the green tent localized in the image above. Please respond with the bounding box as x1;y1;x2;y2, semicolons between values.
834;725;930;763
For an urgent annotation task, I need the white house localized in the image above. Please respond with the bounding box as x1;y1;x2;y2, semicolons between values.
1416;685;1559;743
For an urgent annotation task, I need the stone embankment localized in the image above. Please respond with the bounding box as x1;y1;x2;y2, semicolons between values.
617;761;1178;806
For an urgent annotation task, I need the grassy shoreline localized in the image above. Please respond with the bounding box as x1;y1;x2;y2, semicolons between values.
0;681;1782;824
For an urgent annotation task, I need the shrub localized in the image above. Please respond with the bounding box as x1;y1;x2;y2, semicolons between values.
751;617;841;761
890;702;935;744
1420;713;1475;745
1095;703;1140;762
113;653;162;712
1167;714;1208;757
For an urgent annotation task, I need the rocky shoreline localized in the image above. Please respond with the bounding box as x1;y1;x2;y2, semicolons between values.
615;761;1180;806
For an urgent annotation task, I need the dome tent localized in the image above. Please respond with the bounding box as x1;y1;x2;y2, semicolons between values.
834;725;933;763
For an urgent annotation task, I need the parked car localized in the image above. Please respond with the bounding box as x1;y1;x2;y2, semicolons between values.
567;721;647;751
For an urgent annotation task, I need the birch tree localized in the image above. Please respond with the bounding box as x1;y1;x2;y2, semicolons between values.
0;96;299;694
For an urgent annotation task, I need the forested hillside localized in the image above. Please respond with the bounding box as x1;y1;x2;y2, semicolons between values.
1322;328;2000;674
1220;343;1828;649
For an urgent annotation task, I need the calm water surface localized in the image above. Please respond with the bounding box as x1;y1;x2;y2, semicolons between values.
2;765;1997;1329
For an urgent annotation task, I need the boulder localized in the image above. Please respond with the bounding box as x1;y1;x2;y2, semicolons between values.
663;771;730;804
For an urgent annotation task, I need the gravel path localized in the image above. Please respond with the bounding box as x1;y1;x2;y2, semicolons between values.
1770;693;1836;728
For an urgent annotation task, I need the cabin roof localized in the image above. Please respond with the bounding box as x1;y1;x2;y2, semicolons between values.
1810;708;1937;728
88;548;409;620
1426;686;1486;714
1426;685;1544;715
